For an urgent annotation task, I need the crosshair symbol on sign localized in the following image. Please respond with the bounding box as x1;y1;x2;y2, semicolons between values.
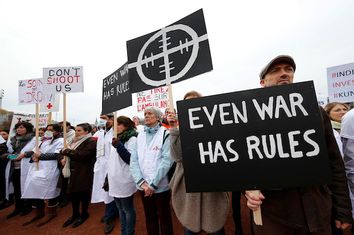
128;24;208;86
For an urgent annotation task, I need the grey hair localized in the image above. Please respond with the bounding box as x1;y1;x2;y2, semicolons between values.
144;107;163;119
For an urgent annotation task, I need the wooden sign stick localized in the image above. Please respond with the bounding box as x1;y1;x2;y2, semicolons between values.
35;103;40;170
250;190;263;225
47;112;52;124
113;111;117;139
63;93;68;163
167;83;174;112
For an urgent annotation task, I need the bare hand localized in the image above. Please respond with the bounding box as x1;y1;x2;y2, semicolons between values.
167;112;178;128
60;158;66;166
245;190;265;211
31;152;40;162
15;153;25;161
141;182;154;197
335;220;352;230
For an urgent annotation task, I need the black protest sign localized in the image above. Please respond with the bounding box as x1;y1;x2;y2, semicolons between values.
101;63;131;115
177;81;331;192
126;9;213;93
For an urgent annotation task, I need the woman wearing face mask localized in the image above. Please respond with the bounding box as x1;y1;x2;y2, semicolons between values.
4;122;35;219
92;113;119;234
60;123;97;228
130;107;174;235
108;116;138;235
21;123;64;226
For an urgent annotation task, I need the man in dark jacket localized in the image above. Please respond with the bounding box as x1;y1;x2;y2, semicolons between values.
245;55;352;234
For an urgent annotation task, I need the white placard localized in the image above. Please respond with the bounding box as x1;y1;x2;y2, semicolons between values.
136;86;168;112
43;66;84;93
8;113;48;138
18;79;45;105
327;62;354;103
40;93;60;113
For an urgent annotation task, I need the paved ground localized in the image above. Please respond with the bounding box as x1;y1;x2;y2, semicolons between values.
0;193;253;235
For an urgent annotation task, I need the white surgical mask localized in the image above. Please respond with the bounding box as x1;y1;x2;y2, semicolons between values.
44;131;53;139
98;119;107;128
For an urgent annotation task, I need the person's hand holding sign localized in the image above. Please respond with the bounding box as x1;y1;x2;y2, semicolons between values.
245;190;265;211
31;152;41;162
167;109;178;128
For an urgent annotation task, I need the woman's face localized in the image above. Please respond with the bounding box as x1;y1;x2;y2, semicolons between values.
0;131;9;140
75;126;87;137
116;123;127;135
16;125;27;136
144;110;159;127
329;104;348;123
38;129;45;137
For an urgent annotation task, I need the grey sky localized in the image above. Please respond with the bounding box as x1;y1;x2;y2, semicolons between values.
1;0;354;125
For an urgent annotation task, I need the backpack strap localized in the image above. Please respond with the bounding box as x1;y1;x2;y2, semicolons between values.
162;129;170;145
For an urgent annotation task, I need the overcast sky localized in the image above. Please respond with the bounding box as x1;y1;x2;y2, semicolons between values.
1;0;354;125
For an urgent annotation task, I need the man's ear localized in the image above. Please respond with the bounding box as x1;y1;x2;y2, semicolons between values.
260;79;265;87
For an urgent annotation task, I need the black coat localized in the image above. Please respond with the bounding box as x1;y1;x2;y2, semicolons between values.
64;137;97;193
261;107;353;232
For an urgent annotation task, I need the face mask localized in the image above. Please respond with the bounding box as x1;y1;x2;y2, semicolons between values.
44;131;53;139
98;119;107;127
98;119;107;130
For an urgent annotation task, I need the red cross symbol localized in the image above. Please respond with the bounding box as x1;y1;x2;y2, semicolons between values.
46;103;53;110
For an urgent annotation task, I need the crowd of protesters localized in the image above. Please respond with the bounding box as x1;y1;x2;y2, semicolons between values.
0;55;354;235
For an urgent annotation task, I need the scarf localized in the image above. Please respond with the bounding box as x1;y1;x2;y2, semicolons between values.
10;133;34;154
70;133;92;150
144;122;161;135
117;128;138;144
331;120;341;132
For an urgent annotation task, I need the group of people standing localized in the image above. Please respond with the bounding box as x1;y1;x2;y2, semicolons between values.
0;54;354;235
0;121;97;229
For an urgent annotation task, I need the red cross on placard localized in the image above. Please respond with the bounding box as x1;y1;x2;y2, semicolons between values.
46;103;53;110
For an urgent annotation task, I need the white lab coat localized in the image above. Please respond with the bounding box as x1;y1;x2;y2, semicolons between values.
108;137;137;198
91;128;114;204
22;137;63;199
4;137;36;200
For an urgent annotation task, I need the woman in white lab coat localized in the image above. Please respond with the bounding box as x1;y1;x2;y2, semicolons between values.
108;116;138;235
22;123;64;226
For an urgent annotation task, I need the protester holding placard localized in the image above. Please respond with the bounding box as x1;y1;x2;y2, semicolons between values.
58;121;75;208
130;106;174;235
91;113;118;234
108;116;138;235
60;123;96;228
22;123;64;226
4;121;35;219
341;109;354;235
167;90;229;235
245;55;352;234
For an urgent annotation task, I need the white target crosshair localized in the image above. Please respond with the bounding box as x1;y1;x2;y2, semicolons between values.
128;24;208;86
